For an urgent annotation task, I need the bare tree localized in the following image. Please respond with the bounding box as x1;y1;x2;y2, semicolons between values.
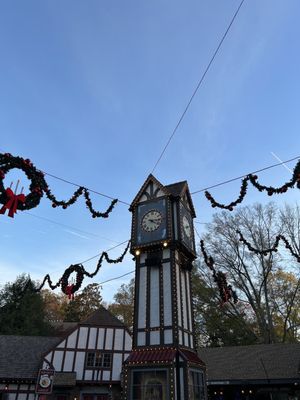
198;202;300;344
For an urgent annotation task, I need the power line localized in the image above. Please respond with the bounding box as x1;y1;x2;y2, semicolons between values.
24;211;119;243
80;239;130;264
151;0;246;174
44;171;130;206
191;155;300;195
0;148;130;206
97;270;135;286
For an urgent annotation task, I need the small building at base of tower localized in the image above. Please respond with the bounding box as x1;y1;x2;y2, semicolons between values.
123;347;206;400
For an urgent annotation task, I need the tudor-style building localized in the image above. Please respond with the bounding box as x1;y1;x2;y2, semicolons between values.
123;174;206;400
0;307;132;400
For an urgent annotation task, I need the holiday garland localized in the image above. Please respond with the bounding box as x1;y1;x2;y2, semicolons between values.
0;153;118;218
205;159;300;211
34;241;130;298
200;240;238;304
236;230;300;262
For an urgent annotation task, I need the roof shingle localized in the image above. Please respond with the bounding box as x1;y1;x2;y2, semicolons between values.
198;343;300;383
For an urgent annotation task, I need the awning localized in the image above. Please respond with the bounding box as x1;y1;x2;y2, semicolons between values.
126;349;177;364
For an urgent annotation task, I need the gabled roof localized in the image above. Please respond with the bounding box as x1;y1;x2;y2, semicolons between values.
130;174;169;210
0;335;60;380
0;308;127;381
198;343;300;383
165;181;187;197
79;306;125;328
165;180;196;218
130;175;196;217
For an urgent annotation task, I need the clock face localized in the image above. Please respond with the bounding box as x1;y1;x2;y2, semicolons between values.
180;202;194;251
141;210;163;232
39;376;51;388
135;198;168;245
182;215;192;238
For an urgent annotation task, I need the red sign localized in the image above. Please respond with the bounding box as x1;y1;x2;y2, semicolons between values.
35;369;55;394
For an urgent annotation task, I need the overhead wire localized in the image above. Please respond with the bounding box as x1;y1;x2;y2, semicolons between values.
0;147;130;206
191;155;300;195
150;0;246;174
24;211;118;242
79;239;130;265
44;171;130;206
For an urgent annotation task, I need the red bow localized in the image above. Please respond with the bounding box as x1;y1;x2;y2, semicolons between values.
65;284;75;300
0;188;26;218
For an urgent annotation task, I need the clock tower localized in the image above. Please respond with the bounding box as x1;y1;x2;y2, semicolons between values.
123;175;206;400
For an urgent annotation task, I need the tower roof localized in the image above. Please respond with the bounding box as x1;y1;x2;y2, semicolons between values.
130;174;196;217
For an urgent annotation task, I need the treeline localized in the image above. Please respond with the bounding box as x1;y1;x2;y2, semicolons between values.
0;278;102;336
1;203;300;346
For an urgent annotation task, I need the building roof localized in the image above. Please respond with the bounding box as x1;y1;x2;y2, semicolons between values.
165;181;187;197
126;349;177;364
0;335;61;380
0;307;127;381
198;343;300;384
80;306;125;328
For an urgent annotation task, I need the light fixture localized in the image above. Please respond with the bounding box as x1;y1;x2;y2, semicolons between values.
163;242;168;247
135;250;141;256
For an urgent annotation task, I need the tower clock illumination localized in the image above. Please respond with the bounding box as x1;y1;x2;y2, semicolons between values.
125;174;207;400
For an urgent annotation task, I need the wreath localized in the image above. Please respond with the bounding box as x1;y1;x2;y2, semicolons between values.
60;264;85;299
0;152;118;218
0;153;47;217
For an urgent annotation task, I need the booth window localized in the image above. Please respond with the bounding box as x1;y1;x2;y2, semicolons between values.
86;352;112;368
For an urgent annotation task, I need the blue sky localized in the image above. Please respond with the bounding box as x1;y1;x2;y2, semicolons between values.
1;0;300;302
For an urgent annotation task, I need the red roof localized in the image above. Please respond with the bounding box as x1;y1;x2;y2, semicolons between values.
126;349;177;364
180;349;206;366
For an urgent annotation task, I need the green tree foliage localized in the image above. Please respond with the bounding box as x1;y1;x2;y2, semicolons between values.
62;283;103;322
192;266;258;347
197;203;300;345
108;278;134;330
0;274;54;335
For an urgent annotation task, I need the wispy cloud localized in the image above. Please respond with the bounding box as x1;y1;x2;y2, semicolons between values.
63;229;91;240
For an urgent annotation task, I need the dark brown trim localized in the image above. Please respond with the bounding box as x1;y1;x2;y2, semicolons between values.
103;327;108;351
132;258;140;348
72;328;80;372
15;384;20;400
75;379;121;384
189;267;197;349
0;390;35;394
61;329;68;372
50;348;128;354
145;265;150;346
26;384;31;400
121;327;126;366
82;326;91;381
50;349;55;368
159;259;164;345
110;328;116;381
184;269;191;348
171;250;178;346
178;258;184;346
